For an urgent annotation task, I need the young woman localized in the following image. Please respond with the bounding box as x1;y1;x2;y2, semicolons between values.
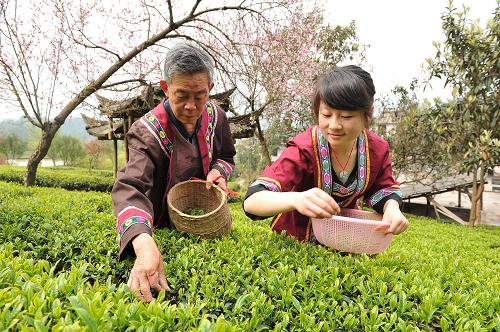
244;66;408;242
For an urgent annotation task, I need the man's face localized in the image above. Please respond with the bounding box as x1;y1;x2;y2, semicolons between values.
166;72;214;127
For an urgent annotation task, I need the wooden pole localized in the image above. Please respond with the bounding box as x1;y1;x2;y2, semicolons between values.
123;116;129;163
113;138;118;177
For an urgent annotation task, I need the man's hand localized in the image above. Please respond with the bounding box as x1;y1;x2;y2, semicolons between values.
127;233;170;303
376;199;409;235
206;169;227;191
293;188;341;218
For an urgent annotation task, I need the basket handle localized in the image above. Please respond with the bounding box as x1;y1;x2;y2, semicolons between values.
189;177;240;198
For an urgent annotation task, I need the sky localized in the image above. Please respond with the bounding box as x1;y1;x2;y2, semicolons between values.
0;0;497;120
324;0;498;101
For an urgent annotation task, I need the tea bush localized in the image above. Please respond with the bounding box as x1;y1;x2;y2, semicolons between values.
0;166;114;192
0;181;498;330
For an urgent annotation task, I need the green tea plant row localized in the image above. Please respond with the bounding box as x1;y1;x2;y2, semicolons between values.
0;181;499;331
0;166;114;192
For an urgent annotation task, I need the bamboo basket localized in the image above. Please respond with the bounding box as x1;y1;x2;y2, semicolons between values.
167;180;232;237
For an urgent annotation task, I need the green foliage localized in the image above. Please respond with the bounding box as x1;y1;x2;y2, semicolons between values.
0;134;27;163
47;135;86;167
0;180;499;330
425;1;500;175
0;166;114;192
235;137;268;182
379;87;462;182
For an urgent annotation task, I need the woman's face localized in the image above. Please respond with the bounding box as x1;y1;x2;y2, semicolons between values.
317;101;367;149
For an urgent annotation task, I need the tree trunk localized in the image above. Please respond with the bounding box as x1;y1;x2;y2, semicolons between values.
24;123;60;186
255;118;272;165
469;162;486;226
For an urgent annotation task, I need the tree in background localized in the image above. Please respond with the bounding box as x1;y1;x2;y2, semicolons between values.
376;85;461;183
0;0;280;186
47;134;85;166
218;2;362;167
0;133;26;164
425;2;499;225
84;140;107;170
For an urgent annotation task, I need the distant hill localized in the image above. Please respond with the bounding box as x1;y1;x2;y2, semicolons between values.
60;116;92;141
0;116;91;141
0;118;29;138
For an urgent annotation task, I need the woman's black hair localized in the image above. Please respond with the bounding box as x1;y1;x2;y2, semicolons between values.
312;65;375;124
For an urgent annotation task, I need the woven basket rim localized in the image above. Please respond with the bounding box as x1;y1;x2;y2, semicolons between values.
312;216;388;227
167;179;226;218
311;208;385;226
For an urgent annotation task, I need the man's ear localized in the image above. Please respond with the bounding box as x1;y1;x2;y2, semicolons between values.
209;82;214;92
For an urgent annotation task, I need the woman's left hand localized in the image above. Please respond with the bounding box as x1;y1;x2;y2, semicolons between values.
377;200;409;235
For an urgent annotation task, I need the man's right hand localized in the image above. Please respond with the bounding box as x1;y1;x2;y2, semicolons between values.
127;233;170;302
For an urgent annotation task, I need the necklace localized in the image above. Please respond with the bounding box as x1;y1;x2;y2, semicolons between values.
331;140;357;182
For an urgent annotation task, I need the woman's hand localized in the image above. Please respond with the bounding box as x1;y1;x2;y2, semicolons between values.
378;199;409;235
294;188;341;218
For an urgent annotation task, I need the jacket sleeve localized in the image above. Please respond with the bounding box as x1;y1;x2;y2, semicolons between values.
112;121;159;260
364;141;402;213
243;141;312;220
210;107;236;180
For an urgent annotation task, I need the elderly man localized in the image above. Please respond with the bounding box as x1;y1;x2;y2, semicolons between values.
112;43;236;302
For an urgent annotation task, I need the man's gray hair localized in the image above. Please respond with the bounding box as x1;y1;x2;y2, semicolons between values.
163;42;214;84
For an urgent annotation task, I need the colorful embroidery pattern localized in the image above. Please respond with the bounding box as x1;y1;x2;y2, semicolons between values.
144;112;173;156
205;102;218;160
357;132;366;192
117;216;152;239
367;188;403;207
214;159;232;178
251;179;281;192
316;127;333;195
311;127;322;189
332;179;357;196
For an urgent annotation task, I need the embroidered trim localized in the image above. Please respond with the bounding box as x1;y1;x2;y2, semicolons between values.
214;159;233;178
360;130;370;193
311;127;322;189
143;112;173;156
258;177;282;190
316;127;333;195
117;206;152;219
270;213;283;230
367;188;403;207
340;130;370;207
140;118;169;157
117;216;152;239
250;179;281;192
331;180;357;197
116;206;154;235
205;102;218;160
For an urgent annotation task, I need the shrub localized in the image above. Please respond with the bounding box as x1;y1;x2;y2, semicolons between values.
0;181;498;330
0;166;114;192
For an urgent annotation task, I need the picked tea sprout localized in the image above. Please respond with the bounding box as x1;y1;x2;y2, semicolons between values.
183;207;206;216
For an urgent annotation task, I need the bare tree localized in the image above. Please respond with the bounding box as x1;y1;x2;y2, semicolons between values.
0;0;277;185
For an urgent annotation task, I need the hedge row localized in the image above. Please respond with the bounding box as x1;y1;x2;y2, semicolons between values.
0;181;499;330
0;166;114;192
0;166;245;200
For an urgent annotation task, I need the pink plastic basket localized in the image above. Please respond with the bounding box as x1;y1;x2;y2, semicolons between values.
311;208;393;254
